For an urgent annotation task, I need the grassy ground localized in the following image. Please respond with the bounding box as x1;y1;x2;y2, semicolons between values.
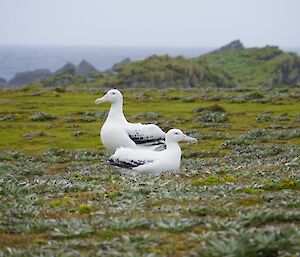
0;86;300;256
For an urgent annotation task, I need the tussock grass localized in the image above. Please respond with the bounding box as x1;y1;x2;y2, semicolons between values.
0;87;299;256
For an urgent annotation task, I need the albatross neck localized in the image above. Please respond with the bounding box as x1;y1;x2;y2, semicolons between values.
165;140;181;156
107;99;127;123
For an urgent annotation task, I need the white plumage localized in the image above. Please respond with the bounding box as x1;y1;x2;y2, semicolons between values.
95;89;165;153
109;129;197;175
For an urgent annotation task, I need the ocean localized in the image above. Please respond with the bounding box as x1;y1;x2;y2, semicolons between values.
0;46;299;81
0;46;214;81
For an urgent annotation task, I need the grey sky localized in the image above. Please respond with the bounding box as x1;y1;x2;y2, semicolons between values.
0;0;299;47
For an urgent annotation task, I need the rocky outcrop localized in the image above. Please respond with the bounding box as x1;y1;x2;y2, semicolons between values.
75;60;98;76
53;61;98;77
105;58;132;76
212;40;245;53
42;60;100;87
112;58;131;70
0;77;7;88
54;63;76;75
4;59;111;88
8;69;52;87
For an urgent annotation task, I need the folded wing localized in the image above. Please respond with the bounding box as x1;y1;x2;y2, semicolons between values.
126;123;165;147
109;147;160;169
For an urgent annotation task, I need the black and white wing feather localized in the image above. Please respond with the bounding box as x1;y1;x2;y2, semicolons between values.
126;123;165;147
109;147;158;169
109;158;153;169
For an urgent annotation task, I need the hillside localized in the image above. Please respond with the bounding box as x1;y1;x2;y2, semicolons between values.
4;42;300;89
198;45;300;87
99;55;234;88
42;44;300;89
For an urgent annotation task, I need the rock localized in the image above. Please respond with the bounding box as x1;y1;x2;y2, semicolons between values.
75;60;98;76
0;77;7;88
53;60;98;77
112;58;131;70
106;58;132;75
8;69;52;87
54;62;76;75
212;40;244;53
43;61;94;87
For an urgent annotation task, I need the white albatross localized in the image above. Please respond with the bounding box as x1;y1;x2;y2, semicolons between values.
109;129;197;175
95;89;165;153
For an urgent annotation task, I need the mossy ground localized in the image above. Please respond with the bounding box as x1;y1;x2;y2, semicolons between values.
0;86;299;256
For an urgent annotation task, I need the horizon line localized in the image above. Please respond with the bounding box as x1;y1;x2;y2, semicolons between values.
1;43;300;49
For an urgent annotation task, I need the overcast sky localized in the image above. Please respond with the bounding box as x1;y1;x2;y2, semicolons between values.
0;0;299;47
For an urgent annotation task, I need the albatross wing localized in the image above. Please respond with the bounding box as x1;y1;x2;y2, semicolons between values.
109;147;160;169
125;123;165;147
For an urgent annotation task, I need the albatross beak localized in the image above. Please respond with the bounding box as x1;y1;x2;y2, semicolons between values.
95;95;108;105
181;134;198;144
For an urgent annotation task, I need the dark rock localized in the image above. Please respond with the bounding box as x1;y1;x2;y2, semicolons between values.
106;58;132;75
8;69;52;87
0;77;7;88
212;40;244;53
75;60;98;76
54;62;76;75
53;60;98;77
112;58;131;70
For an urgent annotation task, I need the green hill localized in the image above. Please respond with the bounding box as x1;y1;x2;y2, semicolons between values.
99;55;234;88
197;46;300;87
37;44;300;89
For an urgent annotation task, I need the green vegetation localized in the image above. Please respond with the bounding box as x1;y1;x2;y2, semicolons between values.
199;46;300;86
0;86;299;256
32;45;300;89
101;55;233;88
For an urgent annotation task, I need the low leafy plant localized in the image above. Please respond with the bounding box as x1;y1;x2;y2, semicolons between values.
31;112;56;121
22;131;45;137
0;150;23;161
200;227;300;257
105;218;149;230
263;179;300;191
199;112;229;123
193;104;226;113
132;112;161;120
156;218;198;232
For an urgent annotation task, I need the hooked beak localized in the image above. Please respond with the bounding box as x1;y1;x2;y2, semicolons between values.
95;95;108;105
181;134;198;144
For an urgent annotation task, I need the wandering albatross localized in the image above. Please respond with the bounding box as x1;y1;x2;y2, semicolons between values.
109;129;197;175
95;89;165;153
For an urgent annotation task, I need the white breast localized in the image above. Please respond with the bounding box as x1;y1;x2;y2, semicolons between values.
100;120;136;153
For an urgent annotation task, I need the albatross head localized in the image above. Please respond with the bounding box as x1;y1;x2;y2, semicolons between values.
166;129;198;144
95;89;123;105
